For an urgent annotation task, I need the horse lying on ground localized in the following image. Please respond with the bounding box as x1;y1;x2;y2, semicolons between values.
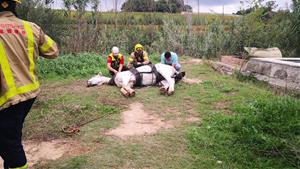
87;63;185;97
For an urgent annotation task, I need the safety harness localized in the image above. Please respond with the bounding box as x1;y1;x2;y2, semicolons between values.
134;52;145;63
129;64;165;87
109;53;122;70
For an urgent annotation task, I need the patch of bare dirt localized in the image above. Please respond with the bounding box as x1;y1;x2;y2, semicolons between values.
182;77;203;85
98;96;129;109
186;116;201;122
0;139;88;168
181;59;203;65
105;102;173;139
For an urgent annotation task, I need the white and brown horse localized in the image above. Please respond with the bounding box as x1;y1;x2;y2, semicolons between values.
87;63;185;97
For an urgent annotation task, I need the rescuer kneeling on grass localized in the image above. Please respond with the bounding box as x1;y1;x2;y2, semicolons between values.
127;44;151;68
0;0;59;168
107;46;128;76
160;51;182;71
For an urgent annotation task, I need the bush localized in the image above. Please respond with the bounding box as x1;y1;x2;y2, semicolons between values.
188;95;300;168
37;53;107;80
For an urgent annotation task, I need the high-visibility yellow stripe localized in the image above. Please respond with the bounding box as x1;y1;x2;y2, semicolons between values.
128;57;134;62
9;163;29;169
0;42;16;90
109;53;122;62
144;55;149;61
0;82;40;106
23;21;36;83
0;23;40;107
17;82;40;94
40;35;54;53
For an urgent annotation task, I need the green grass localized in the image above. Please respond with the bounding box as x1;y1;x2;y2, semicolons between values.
187;95;300;169
26;54;300;168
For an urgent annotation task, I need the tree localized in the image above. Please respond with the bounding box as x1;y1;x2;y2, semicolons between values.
235;0;277;15
121;0;188;13
63;0;91;53
90;0;100;25
121;0;155;12
292;0;300;55
183;5;192;12
155;0;169;12
16;0;65;45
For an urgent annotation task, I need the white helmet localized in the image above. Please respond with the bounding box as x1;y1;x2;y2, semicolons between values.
112;46;119;55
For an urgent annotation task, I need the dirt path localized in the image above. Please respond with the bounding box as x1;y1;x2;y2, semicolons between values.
105;102;173;139
181;59;203;65
183;77;203;84
0;139;88;168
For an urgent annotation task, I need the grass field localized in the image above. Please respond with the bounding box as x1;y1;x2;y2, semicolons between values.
20;54;299;168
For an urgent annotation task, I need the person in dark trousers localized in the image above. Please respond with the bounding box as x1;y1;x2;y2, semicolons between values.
0;0;59;168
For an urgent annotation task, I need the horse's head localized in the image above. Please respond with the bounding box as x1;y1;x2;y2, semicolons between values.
87;72;107;87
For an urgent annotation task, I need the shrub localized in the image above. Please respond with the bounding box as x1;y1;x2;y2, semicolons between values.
37;53;107;80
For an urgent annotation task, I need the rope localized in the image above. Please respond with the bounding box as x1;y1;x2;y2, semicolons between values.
61;112;115;134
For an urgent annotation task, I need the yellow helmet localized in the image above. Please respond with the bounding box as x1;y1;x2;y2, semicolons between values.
13;0;22;3
134;44;144;51
5;0;21;3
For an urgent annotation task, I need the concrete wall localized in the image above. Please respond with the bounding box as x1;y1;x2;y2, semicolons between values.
242;58;300;91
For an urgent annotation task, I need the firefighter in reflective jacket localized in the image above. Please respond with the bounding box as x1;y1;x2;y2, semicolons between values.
107;46;127;76
127;44;150;68
0;0;59;168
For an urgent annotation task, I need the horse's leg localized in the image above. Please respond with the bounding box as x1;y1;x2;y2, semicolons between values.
124;85;135;97
159;80;169;95
118;73;136;97
160;76;175;96
161;77;175;96
167;78;175;96
156;64;176;95
120;87;130;97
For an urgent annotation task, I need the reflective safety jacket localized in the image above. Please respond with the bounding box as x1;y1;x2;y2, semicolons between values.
107;53;124;70
128;51;149;64
0;11;59;110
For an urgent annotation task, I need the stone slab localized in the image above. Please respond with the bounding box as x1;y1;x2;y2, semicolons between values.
242;58;300;91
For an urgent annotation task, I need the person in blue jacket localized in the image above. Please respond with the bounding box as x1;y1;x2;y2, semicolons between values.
160;51;182;71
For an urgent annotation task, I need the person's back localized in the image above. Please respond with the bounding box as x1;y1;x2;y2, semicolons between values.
0;11;58;110
0;1;58;168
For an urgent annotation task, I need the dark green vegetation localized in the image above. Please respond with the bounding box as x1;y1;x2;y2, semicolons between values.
26;54;300;168
17;1;300;57
121;0;192;13
37;53;107;80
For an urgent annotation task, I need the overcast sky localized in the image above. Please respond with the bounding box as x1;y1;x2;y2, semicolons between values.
52;0;293;14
